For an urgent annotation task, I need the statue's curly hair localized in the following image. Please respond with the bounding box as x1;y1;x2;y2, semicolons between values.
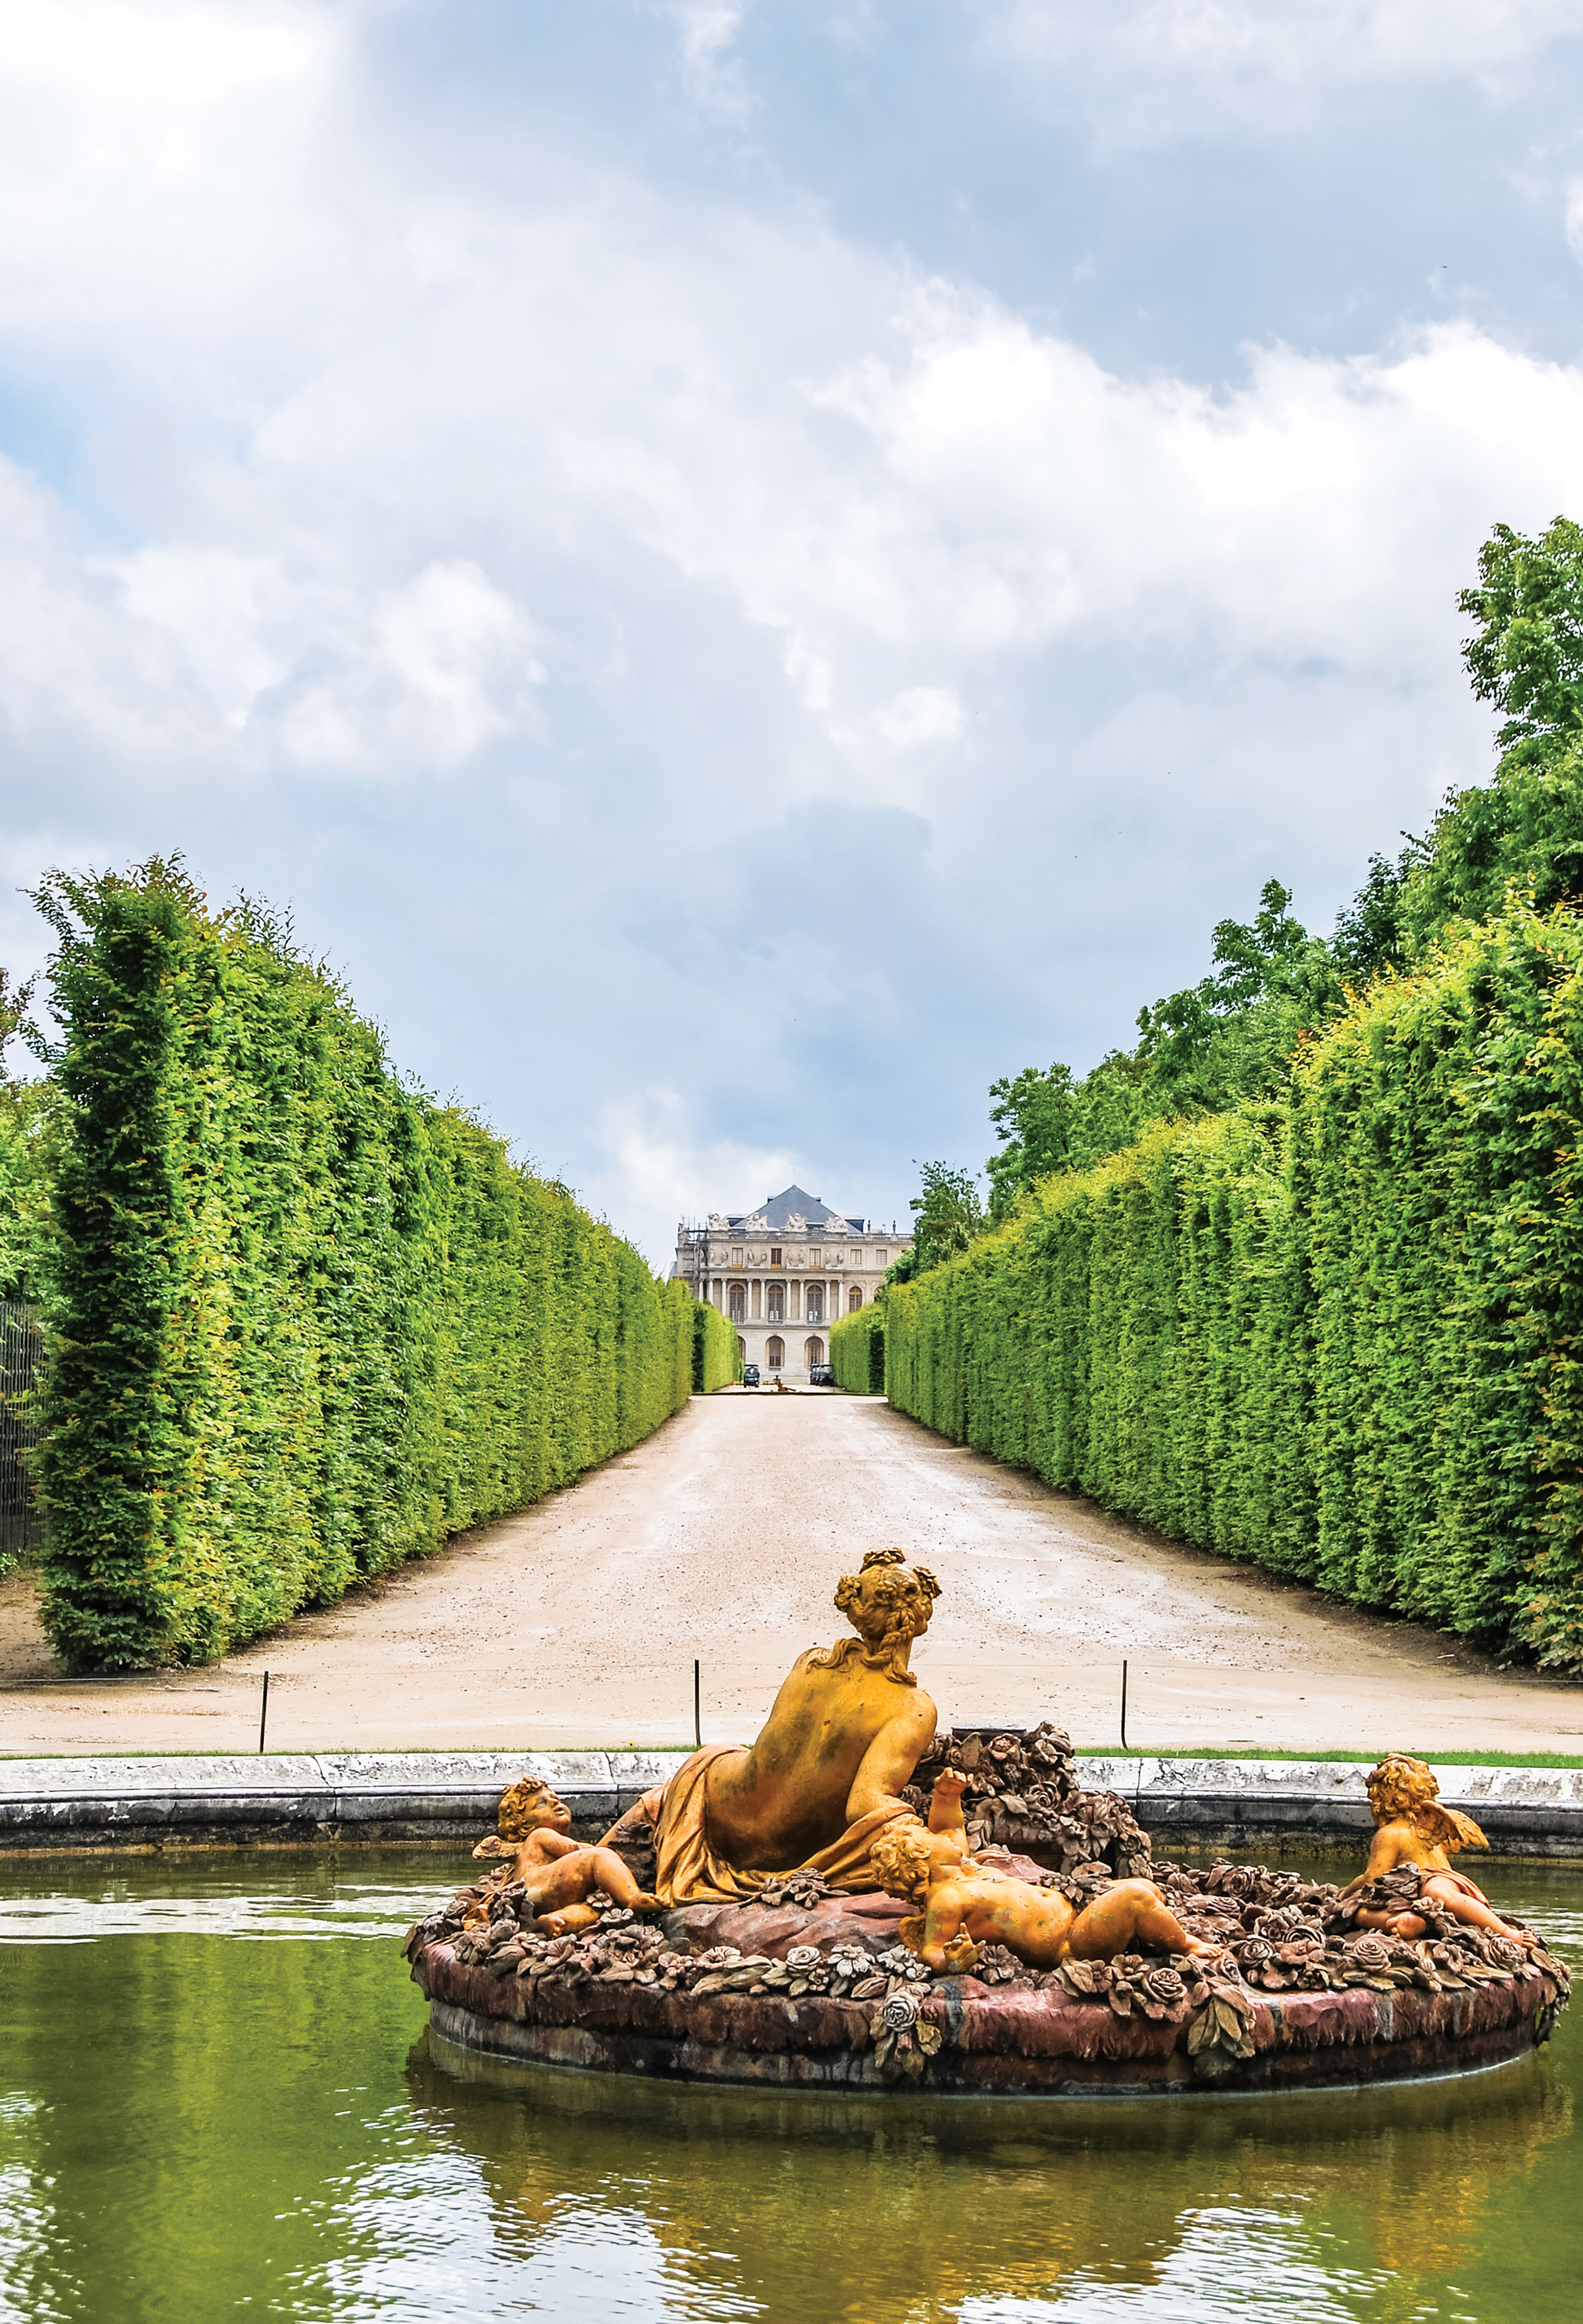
1366;1753;1487;1855
810;1548;941;1684
495;1776;563;1843
869;1819;934;1900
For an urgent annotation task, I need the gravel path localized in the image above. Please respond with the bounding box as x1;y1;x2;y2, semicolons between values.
4;1391;1580;1757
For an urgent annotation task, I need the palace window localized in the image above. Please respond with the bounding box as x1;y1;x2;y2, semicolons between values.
804;1336;824;1369
875;1250;887;1267
810;1247;822;1266
767;1285;785;1322
769;1246;783;1266
766;1335;785;1370
806;1288;824;1324
732;1246;742;1267
728;1284;746;1322
848;1286;863;1313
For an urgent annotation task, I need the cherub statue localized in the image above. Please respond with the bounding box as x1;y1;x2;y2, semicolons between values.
871;1769;1215;1972
1341;1753;1536;1947
473;1777;660;1936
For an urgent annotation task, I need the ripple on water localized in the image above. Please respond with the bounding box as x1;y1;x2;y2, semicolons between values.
0;1849;1579;2323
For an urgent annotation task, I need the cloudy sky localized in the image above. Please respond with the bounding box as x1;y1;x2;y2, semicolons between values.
4;2;1583;1262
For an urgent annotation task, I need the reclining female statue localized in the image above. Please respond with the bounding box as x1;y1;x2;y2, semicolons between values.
600;1548;941;1903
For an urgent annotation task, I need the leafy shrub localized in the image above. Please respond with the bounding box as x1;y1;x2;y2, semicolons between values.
885;898;1583;1669
831;1304;885;1393
32;862;692;1671
692;1298;741;1391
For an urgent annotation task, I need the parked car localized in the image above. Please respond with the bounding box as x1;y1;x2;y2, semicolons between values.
741;1363;760;1387
808;1363;834;1387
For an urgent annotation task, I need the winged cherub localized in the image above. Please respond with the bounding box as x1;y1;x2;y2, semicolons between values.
473;1777;660;1935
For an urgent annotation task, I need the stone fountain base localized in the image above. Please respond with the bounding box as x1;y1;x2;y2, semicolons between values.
410;1883;1567;2100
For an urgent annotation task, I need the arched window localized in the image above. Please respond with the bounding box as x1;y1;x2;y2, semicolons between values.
766;1285;785;1322
804;1336;824;1369
805;1287;824;1324
728;1283;746;1322
847;1286;863;1313
766;1335;785;1370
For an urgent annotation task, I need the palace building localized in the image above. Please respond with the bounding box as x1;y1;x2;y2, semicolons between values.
672;1184;910;1383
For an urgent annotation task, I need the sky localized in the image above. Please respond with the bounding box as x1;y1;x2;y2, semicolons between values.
3;3;1583;1265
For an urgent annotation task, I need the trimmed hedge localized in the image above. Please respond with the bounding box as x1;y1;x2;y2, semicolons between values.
883;898;1583;1669
33;864;694;1671
831;1304;885;1392
692;1297;742;1392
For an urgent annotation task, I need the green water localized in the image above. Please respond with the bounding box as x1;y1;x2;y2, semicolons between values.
1;1852;1579;2323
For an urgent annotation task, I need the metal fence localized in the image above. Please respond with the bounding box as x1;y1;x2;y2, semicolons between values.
1;1301;43;1560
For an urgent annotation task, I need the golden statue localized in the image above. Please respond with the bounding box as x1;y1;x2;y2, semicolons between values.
871;1768;1214;1971
473;1777;660;1934
1342;1753;1536;1947
600;1549;942;1903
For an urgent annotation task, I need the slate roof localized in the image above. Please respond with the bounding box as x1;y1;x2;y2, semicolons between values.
728;1183;866;1233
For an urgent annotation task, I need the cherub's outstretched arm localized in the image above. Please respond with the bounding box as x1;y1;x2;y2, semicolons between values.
927;1770;970;1853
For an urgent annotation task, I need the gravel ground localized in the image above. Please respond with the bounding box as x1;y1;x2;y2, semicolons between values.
4;1390;1581;1757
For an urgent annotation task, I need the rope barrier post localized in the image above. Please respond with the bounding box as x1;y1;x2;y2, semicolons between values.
1120;1659;1128;1754
259;1671;270;1756
694;1659;701;1750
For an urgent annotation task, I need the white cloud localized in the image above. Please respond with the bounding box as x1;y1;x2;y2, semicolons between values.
659;0;755;116
984;1;1582;139
1567;178;1583;260
588;1090;804;1261
3;0;1581;1254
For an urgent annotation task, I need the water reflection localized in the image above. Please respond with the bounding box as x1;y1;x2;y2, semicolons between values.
0;1850;1577;2323
406;2027;1571;2323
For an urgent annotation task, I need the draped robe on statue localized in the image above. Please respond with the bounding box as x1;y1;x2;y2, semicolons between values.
606;1746;922;1904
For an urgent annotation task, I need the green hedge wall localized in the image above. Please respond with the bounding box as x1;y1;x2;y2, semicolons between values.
831;1304;885;1392
883;898;1583;1669
33;865;694;1672
692;1297;742;1392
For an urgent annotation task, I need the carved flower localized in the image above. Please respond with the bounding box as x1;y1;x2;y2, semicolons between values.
785;1945;822;1969
880;1991;920;2031
1142;1967;1186;2005
1347;1935;1393;1972
1233;1937;1274;1968
1484;1936;1524;1971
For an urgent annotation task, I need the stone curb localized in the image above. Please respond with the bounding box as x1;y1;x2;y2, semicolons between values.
3;1750;1582;1858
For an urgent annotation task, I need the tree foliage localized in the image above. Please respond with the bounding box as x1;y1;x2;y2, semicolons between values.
908;1160;986;1273
889;897;1583;1668
30;860;694;1671
907;515;1583;1671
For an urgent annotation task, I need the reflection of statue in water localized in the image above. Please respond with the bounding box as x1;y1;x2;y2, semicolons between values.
601;1549;941;1902
871;1770;1214;1972
474;1777;660;1934
1343;1754;1537;1948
